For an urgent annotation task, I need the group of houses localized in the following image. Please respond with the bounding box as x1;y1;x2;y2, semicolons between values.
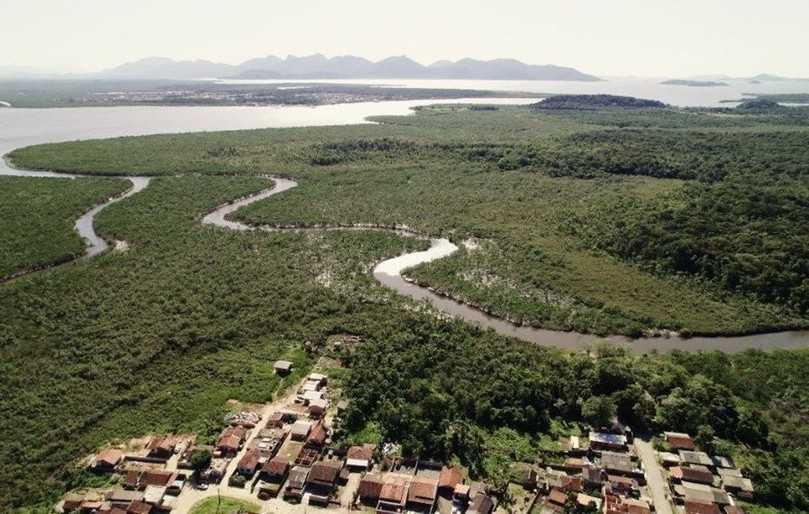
535;424;654;514
57;361;760;514
658;432;753;514
62;435;193;513
356;459;495;514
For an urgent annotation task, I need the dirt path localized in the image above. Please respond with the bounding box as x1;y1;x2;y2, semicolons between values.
635;439;673;514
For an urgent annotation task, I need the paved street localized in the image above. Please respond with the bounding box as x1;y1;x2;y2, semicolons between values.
635;439;673;514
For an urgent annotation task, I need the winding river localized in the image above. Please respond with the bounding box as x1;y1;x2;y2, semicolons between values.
2;102;808;353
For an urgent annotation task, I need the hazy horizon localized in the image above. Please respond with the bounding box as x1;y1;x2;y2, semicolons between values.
5;0;809;78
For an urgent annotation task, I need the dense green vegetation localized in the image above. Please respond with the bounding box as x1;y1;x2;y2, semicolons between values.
535;94;666;110
4;100;809;512
10;104;809;335
0;176;129;279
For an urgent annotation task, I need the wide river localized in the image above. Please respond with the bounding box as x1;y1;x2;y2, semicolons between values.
1;95;808;353
217;76;809;108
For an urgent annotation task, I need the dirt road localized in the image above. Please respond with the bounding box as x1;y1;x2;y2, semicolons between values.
171;378;315;514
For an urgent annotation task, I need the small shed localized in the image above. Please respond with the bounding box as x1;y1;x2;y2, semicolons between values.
274;360;293;375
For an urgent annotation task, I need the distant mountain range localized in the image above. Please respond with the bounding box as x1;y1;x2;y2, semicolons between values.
98;54;602;81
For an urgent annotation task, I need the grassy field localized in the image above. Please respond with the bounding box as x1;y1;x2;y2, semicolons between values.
189;497;261;514
4;102;809;512
0;176;129;279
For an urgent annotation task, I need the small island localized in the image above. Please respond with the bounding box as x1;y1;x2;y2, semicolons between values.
661;79;729;87
533;94;666;110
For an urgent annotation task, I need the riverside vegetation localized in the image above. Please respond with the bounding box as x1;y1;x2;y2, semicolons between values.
3;99;809;512
0;176;128;279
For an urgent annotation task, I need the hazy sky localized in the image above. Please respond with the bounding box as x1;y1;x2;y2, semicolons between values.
5;0;808;77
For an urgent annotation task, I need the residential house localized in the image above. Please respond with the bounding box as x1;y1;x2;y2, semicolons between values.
684;500;721;514
309;398;329;418
606;475;639;497
126;501;154;514
146;437;175;460
306;460;343;504
290;420;312;442
679;451;714;468
358;473;386;504
259;456;290;499
377;475;409;514
600;451;635;476
268;411;286;428
589;432;628;453
721;475;754;499
670;465;716;485
141;470;174;488
216;426;247;456
106;490;144;507
665;432;696;451
658;451;681;468
546;488;567;510
582;464;606;487
284;466;310;502
142;485;165;506
92;448;124;472
308;373;328;387
236;448;262;477
406;476;439;513
346;444;376;471
306;422;328;447
509;463;538;490
673;482;730;506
